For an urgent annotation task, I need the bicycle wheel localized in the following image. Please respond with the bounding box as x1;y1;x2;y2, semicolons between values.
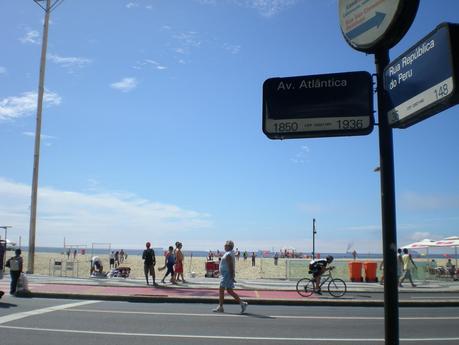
328;278;347;297
296;278;314;297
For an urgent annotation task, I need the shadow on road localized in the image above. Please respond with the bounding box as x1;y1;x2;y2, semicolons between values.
0;301;18;309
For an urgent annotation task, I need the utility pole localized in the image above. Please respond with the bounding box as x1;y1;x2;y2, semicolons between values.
28;0;63;274
312;218;316;259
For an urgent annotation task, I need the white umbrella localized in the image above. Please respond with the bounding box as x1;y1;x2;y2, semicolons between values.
401;239;438;271
401;239;437;249
434;237;459;267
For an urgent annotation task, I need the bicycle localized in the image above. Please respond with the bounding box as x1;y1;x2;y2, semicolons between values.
296;266;347;298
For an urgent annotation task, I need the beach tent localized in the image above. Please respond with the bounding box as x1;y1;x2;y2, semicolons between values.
433;237;459;267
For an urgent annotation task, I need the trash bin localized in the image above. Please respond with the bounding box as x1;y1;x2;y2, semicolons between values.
348;261;363;282
205;261;219;278
363;261;378;282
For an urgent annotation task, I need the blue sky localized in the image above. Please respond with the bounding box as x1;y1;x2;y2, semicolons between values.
0;0;458;253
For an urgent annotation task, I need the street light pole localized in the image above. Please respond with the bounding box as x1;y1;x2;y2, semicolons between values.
312;218;316;259
28;0;62;274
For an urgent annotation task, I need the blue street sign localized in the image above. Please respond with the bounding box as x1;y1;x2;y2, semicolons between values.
384;23;459;128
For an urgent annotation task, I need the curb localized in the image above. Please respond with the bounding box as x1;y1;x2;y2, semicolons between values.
16;291;459;307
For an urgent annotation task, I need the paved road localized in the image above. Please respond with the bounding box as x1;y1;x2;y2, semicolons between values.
1;297;459;345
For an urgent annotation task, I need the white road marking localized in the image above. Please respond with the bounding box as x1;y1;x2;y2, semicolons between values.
68;308;459;320
410;296;459;300
0;300;99;325
0;325;458;342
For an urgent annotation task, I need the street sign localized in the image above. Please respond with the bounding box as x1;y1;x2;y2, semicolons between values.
384;23;459;129
262;71;374;139
339;0;419;53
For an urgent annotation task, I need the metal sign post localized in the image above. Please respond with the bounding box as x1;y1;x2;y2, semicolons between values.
339;1;419;344
375;49;399;345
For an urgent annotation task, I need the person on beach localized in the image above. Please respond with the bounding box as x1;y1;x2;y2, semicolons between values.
90;256;103;275
142;242;157;286
399;248;417;287
120;249;125;264
174;242;186;283
212;240;248;314
109;251;115;269
251;252;256;267
160;246;177;284
352;250;357;261
6;248;23;295
115;251;120;268
446;259;456;279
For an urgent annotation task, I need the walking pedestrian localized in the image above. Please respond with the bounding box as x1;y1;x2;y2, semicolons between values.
174;242;186;283
6;249;23;295
142;242;157;286
399;248;417;287
251;252;256;267
160;246;177;284
397;248;403;279
379;260;384;285
212;240;248;314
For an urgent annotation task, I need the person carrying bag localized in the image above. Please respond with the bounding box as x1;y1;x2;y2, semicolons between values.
6;248;23;295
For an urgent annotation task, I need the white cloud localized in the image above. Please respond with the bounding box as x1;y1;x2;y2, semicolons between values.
126;2;139;9
297;202;323;214
0;91;61;121
110;77;138;92
409;232;434;241
0;66;6;75
223;43;241;54
136;59;167;70
22;131;56;140
0;177;213;248
48;54;92;69
20;30;40;44
291;145;310;164
344;224;381;232
238;0;299;17
197;0;298;17
400;191;459;211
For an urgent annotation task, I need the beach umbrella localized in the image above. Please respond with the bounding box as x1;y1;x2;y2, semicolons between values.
434;237;459;267
401;239;437;249
401;239;437;267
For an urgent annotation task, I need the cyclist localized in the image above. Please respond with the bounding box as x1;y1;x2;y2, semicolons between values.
309;255;334;295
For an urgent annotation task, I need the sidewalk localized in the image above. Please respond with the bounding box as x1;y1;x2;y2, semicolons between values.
1;274;459;306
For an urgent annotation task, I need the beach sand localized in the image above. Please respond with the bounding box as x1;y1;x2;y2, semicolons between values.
11;251;451;281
